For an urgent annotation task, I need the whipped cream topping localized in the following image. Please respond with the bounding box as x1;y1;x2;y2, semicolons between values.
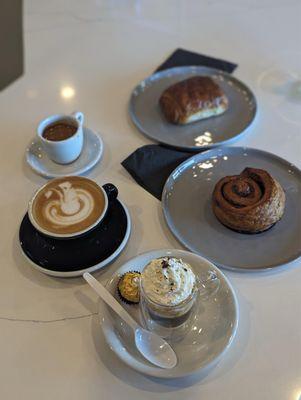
141;257;196;306
43;181;95;227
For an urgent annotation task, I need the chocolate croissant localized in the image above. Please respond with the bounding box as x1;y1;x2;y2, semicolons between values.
212;168;285;233
159;76;228;125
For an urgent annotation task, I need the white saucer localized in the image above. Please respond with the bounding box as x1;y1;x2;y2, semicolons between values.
26;127;103;178
100;249;238;378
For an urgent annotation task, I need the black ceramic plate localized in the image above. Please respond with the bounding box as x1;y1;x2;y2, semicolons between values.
19;199;131;277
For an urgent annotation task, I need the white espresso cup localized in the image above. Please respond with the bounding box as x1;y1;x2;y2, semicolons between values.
37;111;84;164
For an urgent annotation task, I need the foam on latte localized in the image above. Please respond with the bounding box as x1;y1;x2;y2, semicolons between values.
31;177;106;235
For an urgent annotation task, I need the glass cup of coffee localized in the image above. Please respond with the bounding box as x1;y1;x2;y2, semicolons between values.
139;257;219;339
37;111;84;164
28;176;118;239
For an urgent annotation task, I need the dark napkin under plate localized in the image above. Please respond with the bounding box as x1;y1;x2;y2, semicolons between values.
122;145;192;200
123;49;238;200
155;48;237;74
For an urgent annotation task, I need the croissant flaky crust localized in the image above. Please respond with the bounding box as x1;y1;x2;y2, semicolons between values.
159;76;228;125
212;168;286;233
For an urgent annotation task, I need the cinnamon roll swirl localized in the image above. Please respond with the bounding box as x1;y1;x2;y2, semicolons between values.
212;168;285;233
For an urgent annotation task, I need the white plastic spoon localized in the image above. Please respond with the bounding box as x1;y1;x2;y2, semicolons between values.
83;272;177;369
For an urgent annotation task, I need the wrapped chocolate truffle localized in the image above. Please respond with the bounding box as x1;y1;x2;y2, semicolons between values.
117;271;141;304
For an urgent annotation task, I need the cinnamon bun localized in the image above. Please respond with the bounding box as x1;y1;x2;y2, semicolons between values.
212;168;285;233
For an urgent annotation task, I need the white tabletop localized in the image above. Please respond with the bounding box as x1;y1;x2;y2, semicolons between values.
1;1;301;399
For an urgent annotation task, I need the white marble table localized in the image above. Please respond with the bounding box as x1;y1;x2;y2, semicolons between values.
0;1;301;398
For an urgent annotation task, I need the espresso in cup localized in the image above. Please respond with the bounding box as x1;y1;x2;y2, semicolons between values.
29;176;108;238
38;112;84;164
42;122;77;141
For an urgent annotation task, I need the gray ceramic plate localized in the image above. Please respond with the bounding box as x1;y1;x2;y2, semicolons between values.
129;66;257;151
162;147;301;270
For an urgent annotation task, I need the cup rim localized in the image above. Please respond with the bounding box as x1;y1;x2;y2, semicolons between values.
28;176;108;239
37;114;82;144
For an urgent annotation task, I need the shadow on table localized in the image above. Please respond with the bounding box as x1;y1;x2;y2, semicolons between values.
84;284;251;392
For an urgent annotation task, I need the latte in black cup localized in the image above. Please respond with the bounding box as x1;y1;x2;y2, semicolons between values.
29;176;107;238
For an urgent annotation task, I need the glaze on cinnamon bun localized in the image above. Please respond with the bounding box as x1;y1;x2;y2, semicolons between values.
212;168;285;233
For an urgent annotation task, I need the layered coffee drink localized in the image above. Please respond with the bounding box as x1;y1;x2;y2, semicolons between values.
30;176;106;236
140;257;197;328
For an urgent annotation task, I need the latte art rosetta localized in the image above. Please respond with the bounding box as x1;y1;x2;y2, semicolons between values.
43;182;95;227
31;176;106;236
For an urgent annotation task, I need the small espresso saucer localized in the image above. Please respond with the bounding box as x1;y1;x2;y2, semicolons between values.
26;127;103;178
19;199;131;278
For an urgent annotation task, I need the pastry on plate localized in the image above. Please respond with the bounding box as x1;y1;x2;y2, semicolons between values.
159;76;228;125
117;271;141;304
212;167;285;233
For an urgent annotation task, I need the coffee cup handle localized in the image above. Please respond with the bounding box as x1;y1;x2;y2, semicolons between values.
196;270;220;301
103;183;118;202
72;111;84;126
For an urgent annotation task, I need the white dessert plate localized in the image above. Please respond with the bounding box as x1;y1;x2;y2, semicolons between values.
26;127;103;178
99;249;238;378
